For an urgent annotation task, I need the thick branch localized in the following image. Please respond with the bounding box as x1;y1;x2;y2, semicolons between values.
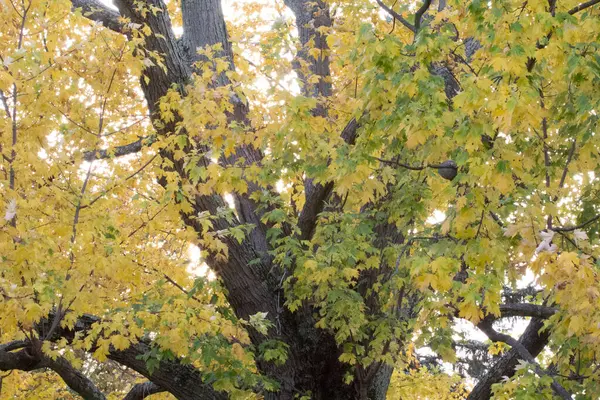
71;0;123;33
123;381;164;400
0;347;39;372
498;303;557;319
0;342;106;400
43;314;226;400
39;356;106;400
297;117;359;239
83;137;147;161
285;0;333;101
477;321;571;400
467;318;550;400
0;340;28;352
109;342;225;400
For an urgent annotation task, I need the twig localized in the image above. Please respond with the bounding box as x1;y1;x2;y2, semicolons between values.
552;214;600;232
558;139;576;189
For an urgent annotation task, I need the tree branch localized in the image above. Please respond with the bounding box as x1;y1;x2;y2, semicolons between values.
374;0;416;33
0;341;106;400
414;0;433;32
558;139;576;189
477;321;572;400
123;381;164;400
551;214;600;232
39;313;227;400
83;138;147;161
0;347;39;372
569;0;600;14
0;341;28;352
498;303;557;319
39;356;106;400
467;318;550;400
297;117;359;239
71;0;123;34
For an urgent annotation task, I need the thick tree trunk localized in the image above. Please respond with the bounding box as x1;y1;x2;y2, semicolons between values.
76;1;392;399
62;2;547;400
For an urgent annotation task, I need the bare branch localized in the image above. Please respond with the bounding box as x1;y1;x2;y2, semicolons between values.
83;137;148;161
0;342;106;400
551;214;600;232
467;318;550;400
0;347;39;372
0;341;27;352
558;139;576;189
374;0;416;33
71;0;123;33
414;0;433;32
568;0;600;14
498;303;557;319
38;313;227;400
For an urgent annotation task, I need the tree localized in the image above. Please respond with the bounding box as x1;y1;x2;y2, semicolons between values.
0;0;599;398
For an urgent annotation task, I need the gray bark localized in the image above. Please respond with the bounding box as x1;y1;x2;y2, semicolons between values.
468;318;550;400
123;382;164;400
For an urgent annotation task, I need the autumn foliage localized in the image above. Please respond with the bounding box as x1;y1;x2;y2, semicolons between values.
0;0;599;399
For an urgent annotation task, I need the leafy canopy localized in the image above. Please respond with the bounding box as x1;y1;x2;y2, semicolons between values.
0;0;599;398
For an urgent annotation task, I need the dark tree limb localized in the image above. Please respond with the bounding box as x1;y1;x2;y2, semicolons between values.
123;381;164;400
42;314;227;400
477;321;572;400
297;117;359;240
70;0;123;34
374;0;416;33
551;214;600;232
467;318;550;400
0;346;40;372
569;0;600;14
39;356;107;400
0;341;28;352
110;342;226;400
414;0;433;32
284;0;338;241
284;0;333;102
83;137;148;161
498;303;557;319
0;342;106;400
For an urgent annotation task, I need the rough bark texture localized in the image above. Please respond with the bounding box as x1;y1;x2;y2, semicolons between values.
122;382;164;400
468;318;550;400
108;342;226;400
71;0;122;33
0;344;106;400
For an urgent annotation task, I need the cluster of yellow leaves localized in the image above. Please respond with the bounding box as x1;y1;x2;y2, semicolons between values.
387;367;468;399
0;0;599;396
0;370;79;400
0;0;264;396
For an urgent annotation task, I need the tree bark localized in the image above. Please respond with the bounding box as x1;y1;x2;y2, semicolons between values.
57;2;556;400
467;318;550;400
